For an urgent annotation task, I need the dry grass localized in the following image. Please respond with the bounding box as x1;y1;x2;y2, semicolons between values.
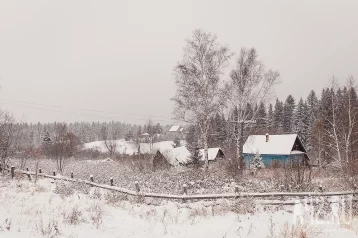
279;222;322;238
7;157;353;197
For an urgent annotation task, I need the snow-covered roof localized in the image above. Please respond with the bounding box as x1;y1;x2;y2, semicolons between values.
198;148;224;161
290;150;305;155
169;125;182;132
158;146;225;166
159;146;191;166
243;134;300;155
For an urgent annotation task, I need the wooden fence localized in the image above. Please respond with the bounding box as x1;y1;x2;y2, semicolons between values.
1;164;358;203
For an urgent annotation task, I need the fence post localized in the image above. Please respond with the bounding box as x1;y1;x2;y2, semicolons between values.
354;184;357;201
53;171;56;176
280;185;285;200
182;184;188;203
70;172;74;179
183;184;188;195
135;181;140;193
110;177;114;186
10;166;15;179
26;168;32;181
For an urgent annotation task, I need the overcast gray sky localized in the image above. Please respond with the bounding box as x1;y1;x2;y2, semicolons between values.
0;0;357;124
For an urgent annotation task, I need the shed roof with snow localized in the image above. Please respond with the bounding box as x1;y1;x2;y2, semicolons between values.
198;148;225;161
156;146;226;166
169;125;184;132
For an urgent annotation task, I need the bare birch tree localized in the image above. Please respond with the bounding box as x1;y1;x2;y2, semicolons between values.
0;110;17;173
100;124;117;156
44;123;80;174
227;48;280;173
323;77;358;172
172;29;232;169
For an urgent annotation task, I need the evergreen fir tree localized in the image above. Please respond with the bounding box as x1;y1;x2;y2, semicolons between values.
244;103;254;120
267;103;274;133
306;90;319;151
256;102;267;134
250;152;264;170
42;130;52;144
125;131;133;141
294;98;309;146
154;123;163;135
273;99;284;133
208;113;227;147
283;95;295;133
137;126;142;138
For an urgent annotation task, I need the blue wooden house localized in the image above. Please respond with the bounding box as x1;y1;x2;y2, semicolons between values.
243;134;308;168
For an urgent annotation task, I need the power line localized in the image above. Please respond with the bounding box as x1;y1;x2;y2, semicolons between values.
0;100;172;123
0;98;172;122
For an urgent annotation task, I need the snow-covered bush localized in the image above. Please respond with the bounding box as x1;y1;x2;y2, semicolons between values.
54;181;75;197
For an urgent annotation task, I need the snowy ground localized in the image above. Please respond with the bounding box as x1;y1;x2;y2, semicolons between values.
1;176;357;238
83;139;138;155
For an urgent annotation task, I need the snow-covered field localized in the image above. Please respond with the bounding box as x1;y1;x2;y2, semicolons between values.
1;176;357;238
83;139;138;155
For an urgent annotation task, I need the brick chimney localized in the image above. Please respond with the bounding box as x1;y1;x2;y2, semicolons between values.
266;133;269;142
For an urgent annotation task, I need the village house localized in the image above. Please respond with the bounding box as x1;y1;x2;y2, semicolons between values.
168;125;185;141
243;133;308;168
138;140;226;170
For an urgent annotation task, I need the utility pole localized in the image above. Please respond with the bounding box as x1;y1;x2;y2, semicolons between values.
230;120;256;175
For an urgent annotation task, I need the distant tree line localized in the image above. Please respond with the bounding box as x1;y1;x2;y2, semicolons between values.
11;121;169;150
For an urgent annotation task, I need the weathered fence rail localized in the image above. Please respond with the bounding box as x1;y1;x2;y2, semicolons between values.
2;165;358;202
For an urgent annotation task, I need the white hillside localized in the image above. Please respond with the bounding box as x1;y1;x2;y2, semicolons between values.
138;141;176;154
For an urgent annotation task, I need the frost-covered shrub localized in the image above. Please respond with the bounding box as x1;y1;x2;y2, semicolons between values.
71;182;91;195
89;188;102;200
88;203;104;229
250;152;264;170
36;217;61;238
54;181;74;197
230;199;256;214
63;205;82;225
104;190;127;205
